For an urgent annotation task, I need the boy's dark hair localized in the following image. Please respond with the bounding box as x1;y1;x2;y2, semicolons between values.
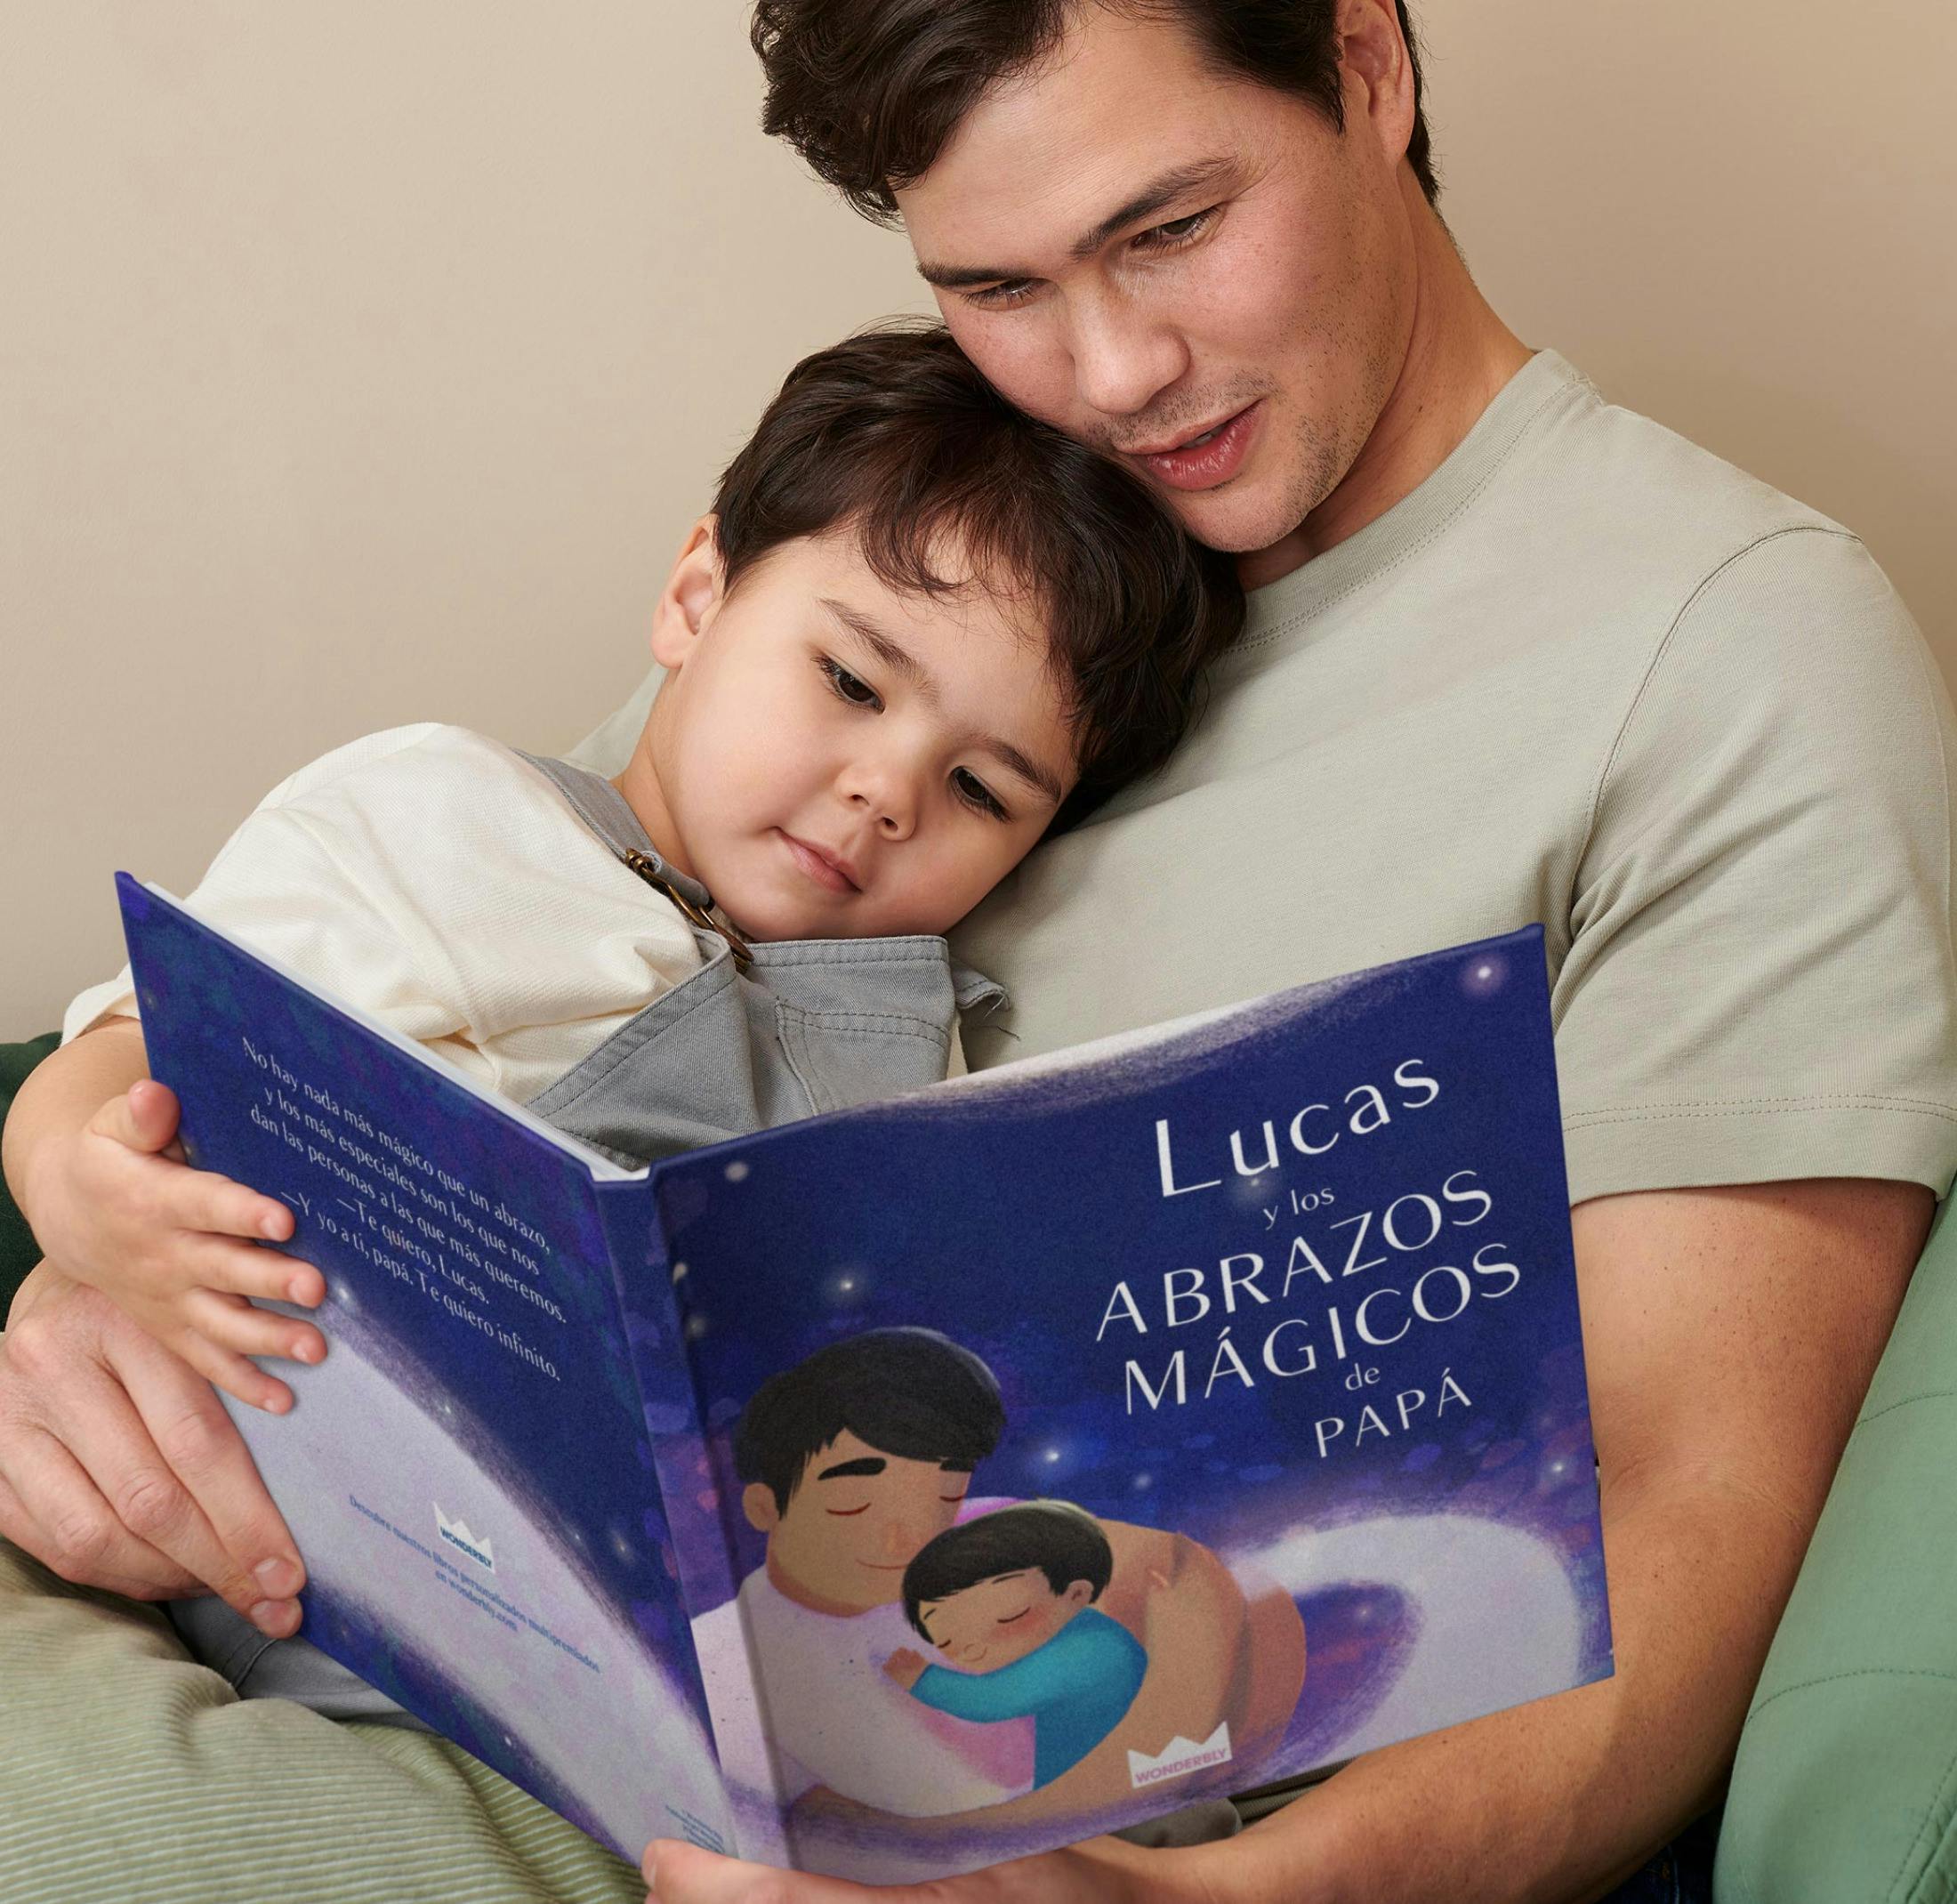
902;1501;1115;1639
734;1327;1006;1516
712;324;1244;831
753;0;1438;222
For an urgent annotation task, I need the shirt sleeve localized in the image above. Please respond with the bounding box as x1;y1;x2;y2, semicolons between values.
910;1646;1070;1724
64;782;459;1050
1554;527;1957;1203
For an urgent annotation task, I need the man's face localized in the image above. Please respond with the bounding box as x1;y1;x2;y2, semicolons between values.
897;5;1416;565
745;1428;974;1616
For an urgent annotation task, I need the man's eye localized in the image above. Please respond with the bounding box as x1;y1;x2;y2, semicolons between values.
820;657;882;709
952;768;1007;820
966;278;1037;311
1135;206;1219;251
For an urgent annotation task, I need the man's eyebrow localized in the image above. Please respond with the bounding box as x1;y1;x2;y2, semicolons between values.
915;157;1238;287
822;598;938;708
816;1456;888;1480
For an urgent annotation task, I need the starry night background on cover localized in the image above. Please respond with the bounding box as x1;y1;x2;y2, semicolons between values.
650;926;1613;1776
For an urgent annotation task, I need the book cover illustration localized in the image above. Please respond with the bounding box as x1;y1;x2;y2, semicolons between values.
646;929;1612;1878
121;875;1610;1881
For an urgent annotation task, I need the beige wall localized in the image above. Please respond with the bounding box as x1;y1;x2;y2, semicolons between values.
3;2;1951;1038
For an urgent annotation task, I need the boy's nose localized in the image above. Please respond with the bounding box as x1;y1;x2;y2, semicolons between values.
841;764;917;840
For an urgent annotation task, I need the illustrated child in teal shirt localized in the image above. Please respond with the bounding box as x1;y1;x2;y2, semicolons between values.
882;1501;1148;1789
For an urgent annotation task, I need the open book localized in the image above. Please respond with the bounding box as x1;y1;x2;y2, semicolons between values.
117;874;1612;1882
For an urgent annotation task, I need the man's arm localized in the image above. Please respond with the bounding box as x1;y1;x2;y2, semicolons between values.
644;1175;1929;1904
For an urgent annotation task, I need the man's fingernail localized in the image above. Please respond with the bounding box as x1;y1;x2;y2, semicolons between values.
254;1556;301;1595
249;1599;295;1636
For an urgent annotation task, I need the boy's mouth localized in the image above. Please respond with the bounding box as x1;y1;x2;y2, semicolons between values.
778;831;863;893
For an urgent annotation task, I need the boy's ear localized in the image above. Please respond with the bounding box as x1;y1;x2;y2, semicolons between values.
742;1482;782;1534
1064;1578;1095;1609
650;514;726;671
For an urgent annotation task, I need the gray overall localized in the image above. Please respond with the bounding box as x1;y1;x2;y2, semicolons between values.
169;751;1001;1723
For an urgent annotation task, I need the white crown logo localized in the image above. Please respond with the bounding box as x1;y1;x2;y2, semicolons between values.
1127;1721;1233;1789
435;1505;496;1571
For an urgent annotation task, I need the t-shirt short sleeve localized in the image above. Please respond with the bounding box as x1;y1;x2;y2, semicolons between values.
1553;526;1957;1202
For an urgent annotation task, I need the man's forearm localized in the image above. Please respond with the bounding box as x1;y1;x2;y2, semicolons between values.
1;1016;147;1238
1219;1471;1805;1904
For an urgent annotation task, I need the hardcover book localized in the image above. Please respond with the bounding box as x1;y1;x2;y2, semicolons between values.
117;874;1612;1881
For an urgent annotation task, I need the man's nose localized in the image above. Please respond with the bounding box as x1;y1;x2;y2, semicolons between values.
878;1513;922;1560
1068;286;1188;422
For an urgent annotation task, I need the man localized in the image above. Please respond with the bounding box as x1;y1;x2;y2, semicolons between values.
0;2;1948;1900
634;0;1953;1900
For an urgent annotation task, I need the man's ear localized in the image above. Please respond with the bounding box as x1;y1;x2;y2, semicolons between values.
1336;0;1414;161
742;1482;782;1534
650;514;726;672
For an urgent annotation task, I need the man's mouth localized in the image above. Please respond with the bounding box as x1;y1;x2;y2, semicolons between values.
779;832;863;894
1123;402;1261;492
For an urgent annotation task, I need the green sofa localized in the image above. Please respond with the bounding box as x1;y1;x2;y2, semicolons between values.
1;1032;1953;1895
0;1034;58;1314
1716;1193;1957;1899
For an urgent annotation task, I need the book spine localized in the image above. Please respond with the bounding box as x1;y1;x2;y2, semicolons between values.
592;1178;744;1646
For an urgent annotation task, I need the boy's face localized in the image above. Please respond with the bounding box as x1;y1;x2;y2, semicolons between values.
744;1428;974;1616
917;1569;1095;1671
632;522;1078;941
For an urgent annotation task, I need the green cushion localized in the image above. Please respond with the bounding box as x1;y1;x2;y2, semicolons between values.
0;1035;58;1314
1717;1197;1957;1901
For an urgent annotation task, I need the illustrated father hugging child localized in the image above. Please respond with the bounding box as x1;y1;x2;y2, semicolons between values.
689;1327;1303;1857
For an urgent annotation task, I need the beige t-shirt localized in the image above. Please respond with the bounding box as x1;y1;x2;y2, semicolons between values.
585;351;1957;1204
67;724;705;1104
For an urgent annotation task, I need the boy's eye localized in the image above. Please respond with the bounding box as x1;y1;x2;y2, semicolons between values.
995;1605;1034;1626
952;767;1007;821
820;656;882;710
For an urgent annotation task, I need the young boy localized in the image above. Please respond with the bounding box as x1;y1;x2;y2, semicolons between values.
4;324;1240;1726
8;323;1242;1422
884;1501;1148;1790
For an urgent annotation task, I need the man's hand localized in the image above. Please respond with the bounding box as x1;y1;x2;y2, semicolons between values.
643;1831;1231;1904
0;1261;305;1635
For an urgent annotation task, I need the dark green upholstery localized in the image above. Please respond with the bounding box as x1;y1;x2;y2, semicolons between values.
0;1035;57;1314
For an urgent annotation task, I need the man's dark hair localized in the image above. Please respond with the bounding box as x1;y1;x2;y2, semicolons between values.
713;324;1243;830
733;1327;1007;1515
902;1501;1115;1640
754;0;1438;222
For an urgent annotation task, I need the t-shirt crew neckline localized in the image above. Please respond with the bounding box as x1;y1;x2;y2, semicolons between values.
1224;348;1587;670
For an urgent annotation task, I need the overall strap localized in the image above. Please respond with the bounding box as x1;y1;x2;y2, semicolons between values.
515;752;749;966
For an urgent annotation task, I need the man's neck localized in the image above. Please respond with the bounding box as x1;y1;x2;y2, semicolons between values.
1240;186;1534;593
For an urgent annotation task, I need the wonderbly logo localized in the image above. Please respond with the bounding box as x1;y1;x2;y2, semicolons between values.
1128;1721;1233;1788
435;1505;495;1573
